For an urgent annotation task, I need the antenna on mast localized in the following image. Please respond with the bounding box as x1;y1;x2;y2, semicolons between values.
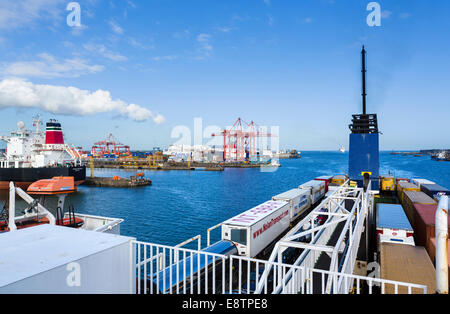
32;114;42;134
361;45;367;115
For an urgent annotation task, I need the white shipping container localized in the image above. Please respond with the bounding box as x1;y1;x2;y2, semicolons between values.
272;188;311;222
221;200;290;258
411;178;435;189
299;180;325;204
0;224;135;294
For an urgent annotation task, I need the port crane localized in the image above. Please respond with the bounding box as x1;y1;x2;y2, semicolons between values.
91;133;131;157
211;118;275;162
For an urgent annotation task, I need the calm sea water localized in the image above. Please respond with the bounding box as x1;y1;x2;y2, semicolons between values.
2;152;449;248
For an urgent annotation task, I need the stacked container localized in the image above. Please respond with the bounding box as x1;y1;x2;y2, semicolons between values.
412;203;449;248
397;181;420;204
395;178;410;187
314;175;333;193
330;175;348;186
380;176;395;192
379;242;436;294
376;203;415;248
427;238;450;285
299;180;325;205
411;179;435;189
420;183;450;199
402;191;437;226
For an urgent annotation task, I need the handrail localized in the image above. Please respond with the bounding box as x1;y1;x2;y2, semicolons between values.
207;223;222;247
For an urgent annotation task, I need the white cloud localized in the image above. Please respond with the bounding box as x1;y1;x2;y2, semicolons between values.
268;15;274;27
109;20;124;35
195;34;213;59
1;53;104;79
0;78;165;124
83;43;128;62
197;34;211;42
216;27;233;33
0;0;64;29
153;55;178;61
381;10;393;19
399;13;411;19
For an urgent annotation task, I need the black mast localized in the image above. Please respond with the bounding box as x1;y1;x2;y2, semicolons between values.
349;45;378;134
362;46;367;115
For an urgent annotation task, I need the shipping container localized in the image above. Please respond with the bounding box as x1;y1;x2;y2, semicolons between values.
402;191;437;226
327;184;340;192
272;188;311;222
411;178;435;189
314;175;333;193
299;180;325;205
380;176;395;192
331;175;348;186
412;203;450;248
395;178;409;187
420;183;450;199
397;181;420;204
221;200;291;258
376;204;415;248
426;238;450;285
0;224;135;294
379;242;436;294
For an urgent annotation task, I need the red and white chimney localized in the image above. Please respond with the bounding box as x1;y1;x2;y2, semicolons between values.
45;119;64;145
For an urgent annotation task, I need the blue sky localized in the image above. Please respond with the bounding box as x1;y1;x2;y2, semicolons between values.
0;0;449;151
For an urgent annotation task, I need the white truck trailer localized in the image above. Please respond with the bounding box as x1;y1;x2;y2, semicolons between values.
221;200;291;258
299;180;326;205
272;188;311;222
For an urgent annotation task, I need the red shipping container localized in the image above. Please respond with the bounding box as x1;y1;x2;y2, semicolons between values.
315;176;333;193
395;178;410;189
413;203;450;248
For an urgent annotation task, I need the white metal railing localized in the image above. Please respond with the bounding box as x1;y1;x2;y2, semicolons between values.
133;241;427;294
255;182;364;293
335;181;373;293
207;223;222;247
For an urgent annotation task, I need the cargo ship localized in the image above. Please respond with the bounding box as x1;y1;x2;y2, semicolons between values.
0;116;86;190
0;46;447;295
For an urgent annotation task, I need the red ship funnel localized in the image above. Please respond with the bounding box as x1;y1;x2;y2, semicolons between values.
45;120;64;145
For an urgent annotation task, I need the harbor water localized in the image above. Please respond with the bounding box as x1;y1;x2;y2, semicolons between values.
2;151;449;249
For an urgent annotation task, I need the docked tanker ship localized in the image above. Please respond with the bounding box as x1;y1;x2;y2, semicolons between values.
0;116;86;190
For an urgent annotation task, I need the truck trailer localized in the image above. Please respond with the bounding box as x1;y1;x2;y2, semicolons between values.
299;180;326;205
272;188;311;222
221;200;291;258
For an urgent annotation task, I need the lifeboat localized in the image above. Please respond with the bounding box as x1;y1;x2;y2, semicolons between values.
0;177;84;232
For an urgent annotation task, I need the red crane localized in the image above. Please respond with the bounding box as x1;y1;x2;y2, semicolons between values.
91;134;131;157
212;118;275;162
